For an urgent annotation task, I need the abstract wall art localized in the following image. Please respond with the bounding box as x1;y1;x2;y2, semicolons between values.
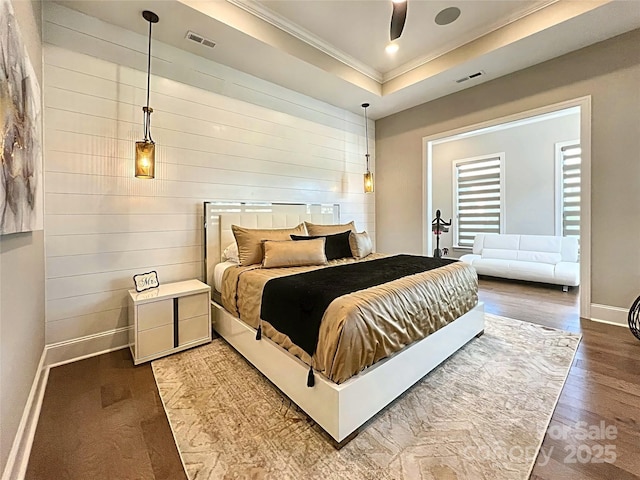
0;0;43;234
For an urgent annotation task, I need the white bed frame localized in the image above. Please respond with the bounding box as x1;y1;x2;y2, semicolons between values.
204;202;485;444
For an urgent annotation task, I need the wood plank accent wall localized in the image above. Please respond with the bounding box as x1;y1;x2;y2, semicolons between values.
42;4;374;348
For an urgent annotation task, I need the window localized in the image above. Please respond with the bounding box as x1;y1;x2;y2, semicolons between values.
556;141;581;238
453;153;504;248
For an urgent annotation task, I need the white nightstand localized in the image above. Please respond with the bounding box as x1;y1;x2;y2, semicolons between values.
128;279;212;365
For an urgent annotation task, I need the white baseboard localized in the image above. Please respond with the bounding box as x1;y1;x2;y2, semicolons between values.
590;303;629;327
1;350;48;480
2;327;131;480
44;326;131;368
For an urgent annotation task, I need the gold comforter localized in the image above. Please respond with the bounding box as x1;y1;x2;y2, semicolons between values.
221;254;478;384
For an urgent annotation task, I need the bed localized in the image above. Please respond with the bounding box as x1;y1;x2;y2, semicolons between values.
204;202;484;445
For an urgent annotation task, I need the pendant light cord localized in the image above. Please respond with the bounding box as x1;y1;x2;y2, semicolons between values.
363;105;370;171
144;19;153;142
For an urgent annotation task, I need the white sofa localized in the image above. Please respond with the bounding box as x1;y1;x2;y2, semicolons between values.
459;234;579;288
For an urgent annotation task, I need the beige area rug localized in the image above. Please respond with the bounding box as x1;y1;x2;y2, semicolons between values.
152;314;580;480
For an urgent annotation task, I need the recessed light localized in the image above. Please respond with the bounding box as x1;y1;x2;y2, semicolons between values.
435;7;461;26
386;43;399;54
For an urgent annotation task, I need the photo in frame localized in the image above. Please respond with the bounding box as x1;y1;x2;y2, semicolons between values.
133;271;160;292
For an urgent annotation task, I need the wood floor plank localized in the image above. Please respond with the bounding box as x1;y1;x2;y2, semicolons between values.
25;348;184;480
26;277;640;479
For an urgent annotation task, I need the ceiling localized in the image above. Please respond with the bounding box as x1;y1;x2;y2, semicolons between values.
54;0;640;119
257;0;553;79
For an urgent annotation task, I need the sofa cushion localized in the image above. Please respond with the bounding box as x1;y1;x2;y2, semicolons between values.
482;234;521;250
469;258;513;277
516;250;562;264
508;261;555;283
560;237;579;262
472;235;484;254
481;248;518;260
519;235;562;253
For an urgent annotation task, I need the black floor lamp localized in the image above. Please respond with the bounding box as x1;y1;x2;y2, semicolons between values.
431;210;452;258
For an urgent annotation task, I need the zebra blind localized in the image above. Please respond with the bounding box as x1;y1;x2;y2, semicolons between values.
454;155;502;248
560;144;581;238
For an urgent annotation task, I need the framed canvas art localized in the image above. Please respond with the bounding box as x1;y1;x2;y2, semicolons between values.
0;0;43;234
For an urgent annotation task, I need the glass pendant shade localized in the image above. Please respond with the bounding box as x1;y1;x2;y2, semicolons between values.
135;141;155;179
364;171;374;193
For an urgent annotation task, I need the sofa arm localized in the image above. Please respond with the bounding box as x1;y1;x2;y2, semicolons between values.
554;262;580;286
459;254;481;265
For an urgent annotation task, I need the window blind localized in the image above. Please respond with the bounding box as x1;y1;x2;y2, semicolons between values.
561;144;581;238
454;156;502;248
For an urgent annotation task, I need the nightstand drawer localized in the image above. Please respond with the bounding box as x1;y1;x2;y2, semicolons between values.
178;293;208;320
179;314;209;346
138;323;173;358
137;299;173;331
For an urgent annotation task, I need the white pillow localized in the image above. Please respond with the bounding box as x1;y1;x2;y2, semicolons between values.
349;231;373;259
222;242;239;264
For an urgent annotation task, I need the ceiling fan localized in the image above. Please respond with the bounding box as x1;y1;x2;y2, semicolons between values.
390;0;408;41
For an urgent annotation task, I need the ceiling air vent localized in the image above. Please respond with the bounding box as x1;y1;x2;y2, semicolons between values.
186;31;216;49
456;70;485;84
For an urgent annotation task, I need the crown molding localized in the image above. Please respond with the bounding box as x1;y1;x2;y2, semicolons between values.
227;0;559;87
226;0;384;84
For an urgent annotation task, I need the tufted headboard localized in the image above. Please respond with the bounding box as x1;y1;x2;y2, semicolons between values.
203;202;340;287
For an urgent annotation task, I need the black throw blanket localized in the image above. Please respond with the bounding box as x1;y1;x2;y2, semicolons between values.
260;254;457;358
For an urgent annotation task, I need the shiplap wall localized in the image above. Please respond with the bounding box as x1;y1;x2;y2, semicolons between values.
43;4;374;352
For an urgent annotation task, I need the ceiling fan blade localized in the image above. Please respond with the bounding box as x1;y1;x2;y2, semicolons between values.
390;1;407;41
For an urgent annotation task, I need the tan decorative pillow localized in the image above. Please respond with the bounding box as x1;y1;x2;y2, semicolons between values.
262;238;327;268
349;231;373;259
231;223;307;266
305;220;356;236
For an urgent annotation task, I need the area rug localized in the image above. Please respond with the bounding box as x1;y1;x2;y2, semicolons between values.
152;314;580;480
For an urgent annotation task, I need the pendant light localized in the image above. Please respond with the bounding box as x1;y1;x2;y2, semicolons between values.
362;103;374;193
135;10;159;179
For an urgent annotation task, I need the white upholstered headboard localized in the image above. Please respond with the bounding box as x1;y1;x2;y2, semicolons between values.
203;202;340;288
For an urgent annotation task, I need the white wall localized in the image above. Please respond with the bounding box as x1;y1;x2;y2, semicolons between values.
42;3;374;356
431;111;580;255
0;0;45;474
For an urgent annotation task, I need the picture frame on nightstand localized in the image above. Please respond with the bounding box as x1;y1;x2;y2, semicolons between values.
133;270;160;292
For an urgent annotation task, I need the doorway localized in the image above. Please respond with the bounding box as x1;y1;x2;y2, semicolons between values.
422;97;591;319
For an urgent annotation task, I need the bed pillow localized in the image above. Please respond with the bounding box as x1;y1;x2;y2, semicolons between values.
231;223;307;266
291;230;353;261
222;242;239;263
349;231;373;259
262;238;327;269
304;221;356;236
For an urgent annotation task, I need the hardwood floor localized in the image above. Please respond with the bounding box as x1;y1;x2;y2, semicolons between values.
478;278;640;480
25;349;187;480
26;278;640;479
